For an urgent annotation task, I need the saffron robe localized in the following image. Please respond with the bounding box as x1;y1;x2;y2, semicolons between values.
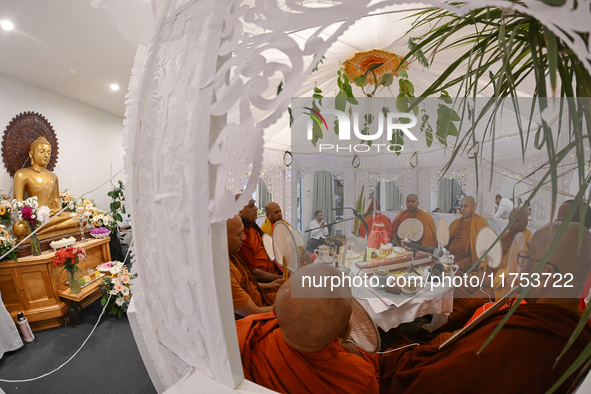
380;303;591;394
229;253;272;311
237;312;379;394
260;218;291;236
391;209;438;248
238;225;282;275
447;214;489;271
493;229;532;300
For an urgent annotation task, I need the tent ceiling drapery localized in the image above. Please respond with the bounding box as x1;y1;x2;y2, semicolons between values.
230;3;543;155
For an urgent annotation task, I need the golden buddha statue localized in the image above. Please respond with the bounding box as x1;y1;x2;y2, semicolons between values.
13;137;80;241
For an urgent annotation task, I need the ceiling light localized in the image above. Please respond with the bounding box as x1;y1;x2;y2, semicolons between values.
0;20;14;31
110;84;119;91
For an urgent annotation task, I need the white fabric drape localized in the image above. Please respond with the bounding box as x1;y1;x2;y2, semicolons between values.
437;178;452;212
0;292;23;359
257;178;272;210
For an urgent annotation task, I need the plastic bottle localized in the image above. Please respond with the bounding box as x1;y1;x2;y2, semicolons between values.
17;312;35;343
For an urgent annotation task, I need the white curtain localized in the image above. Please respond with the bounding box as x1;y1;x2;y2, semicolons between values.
437;178;453;212
256;178;271;209
312;170;335;236
382;181;403;211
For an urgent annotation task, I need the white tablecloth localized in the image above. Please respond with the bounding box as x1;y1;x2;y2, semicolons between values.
355;285;453;332
350;263;454;332
0;291;23;359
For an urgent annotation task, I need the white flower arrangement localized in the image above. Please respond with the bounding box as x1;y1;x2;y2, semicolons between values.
100;262;137;318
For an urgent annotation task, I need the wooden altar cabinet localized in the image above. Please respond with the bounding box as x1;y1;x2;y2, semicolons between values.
0;238;111;331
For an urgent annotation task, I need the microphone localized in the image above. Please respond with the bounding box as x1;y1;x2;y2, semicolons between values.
402;242;445;258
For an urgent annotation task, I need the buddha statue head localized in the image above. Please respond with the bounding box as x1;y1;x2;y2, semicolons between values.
28;136;52;169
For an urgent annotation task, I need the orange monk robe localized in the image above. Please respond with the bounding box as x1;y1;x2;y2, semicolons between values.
238;226;282;275
260;218;291;236
391;209;438;248
438;214;490;332
229;253;272;311
236;312;379;394
380;304;591;394
492;229;532;300
358;213;393;240
446;213;489;271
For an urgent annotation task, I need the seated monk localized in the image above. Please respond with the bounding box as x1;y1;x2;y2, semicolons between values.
236;264;379;394
260;202;290;235
556;199;591;308
391;194;437;248
227;215;282;317
487;207;532;300
437;196;489;332
235;194;283;284
13;137;80;240
358;197;393;241
380;222;591;394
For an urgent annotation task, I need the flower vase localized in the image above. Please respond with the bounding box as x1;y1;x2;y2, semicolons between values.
30;232;41;256
67;270;81;294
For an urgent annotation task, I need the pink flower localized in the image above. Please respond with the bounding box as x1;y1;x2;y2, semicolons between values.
21;206;36;226
118;274;130;284
113;281;124;293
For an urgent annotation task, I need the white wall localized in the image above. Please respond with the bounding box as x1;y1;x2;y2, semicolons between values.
0;73;126;213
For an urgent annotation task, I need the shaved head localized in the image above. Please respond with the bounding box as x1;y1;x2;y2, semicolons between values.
406;194;419;213
265;202;282;224
459;196;477;220
557;200;591;230
226;215;245;254
525;222;591;300
275;264;352;352
509;208;529;234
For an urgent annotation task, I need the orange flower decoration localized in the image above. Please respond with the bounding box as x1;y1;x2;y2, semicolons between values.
0;207;5;216
343;49;407;86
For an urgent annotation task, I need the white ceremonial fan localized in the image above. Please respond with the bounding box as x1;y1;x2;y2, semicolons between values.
273;221;299;274
262;233;275;261
289;226;305;248
436;217;450;246
397;218;424;242
347;299;380;353
506;232;526;285
475;227;503;269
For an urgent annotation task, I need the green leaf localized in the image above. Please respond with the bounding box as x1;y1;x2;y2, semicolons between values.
401;79;415;95
380;73;394;87
538;0;566;5
276;81;284;96
398;69;408;79
364;114;374;125
114;213;123;222
534;125;545;149
288;107;294;127
335;90;347;112
353;75;367;87
544;27;558;95
382;107;389;119
396;95;409;113
314;87;322;94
